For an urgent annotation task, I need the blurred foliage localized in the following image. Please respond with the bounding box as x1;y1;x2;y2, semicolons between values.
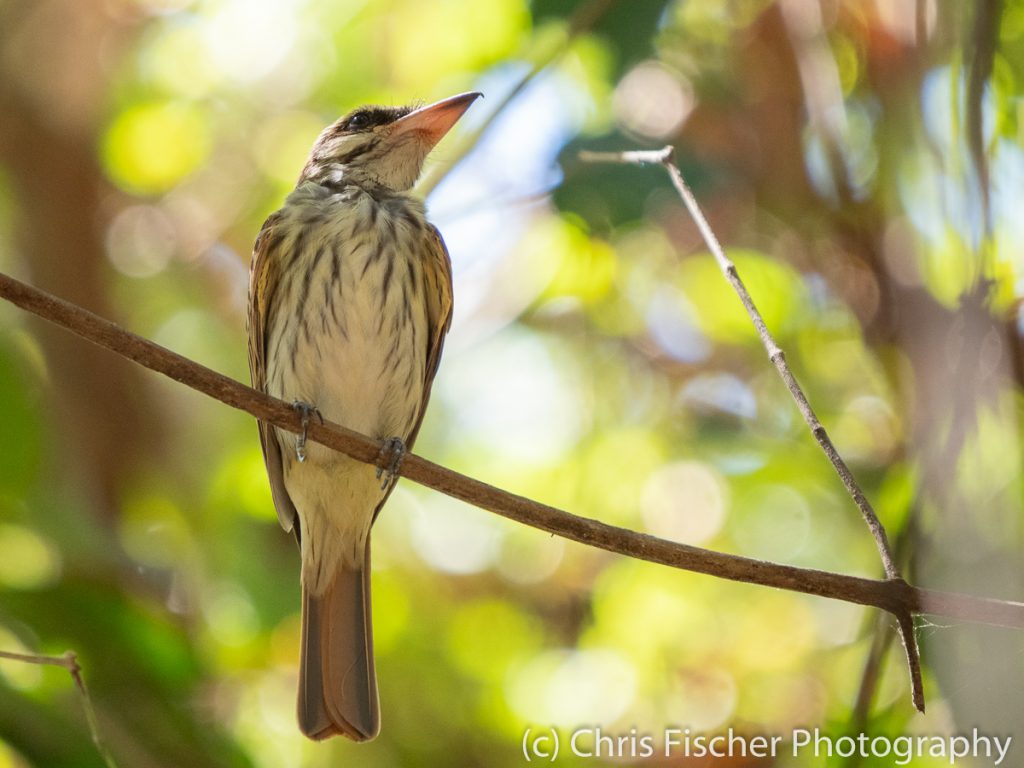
1;0;1023;766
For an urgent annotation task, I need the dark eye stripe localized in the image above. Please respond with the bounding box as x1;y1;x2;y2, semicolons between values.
338;105;415;134
336;137;381;164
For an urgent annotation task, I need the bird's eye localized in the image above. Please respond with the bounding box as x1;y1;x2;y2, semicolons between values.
346;112;371;131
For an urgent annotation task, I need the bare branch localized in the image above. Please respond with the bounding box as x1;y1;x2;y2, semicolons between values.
2;267;1024;724
851;612;897;731
417;0;618;198
966;0;1001;243
1;270;1022;628
579;146;922;710
581;146;899;576
0;649;118;768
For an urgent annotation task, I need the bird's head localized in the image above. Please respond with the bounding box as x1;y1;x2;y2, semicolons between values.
299;91;482;192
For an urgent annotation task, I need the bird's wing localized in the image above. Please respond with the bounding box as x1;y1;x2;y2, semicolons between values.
371;224;453;523
248;211;300;536
408;224;455;447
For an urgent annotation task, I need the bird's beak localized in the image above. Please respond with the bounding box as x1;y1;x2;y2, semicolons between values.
390;91;482;148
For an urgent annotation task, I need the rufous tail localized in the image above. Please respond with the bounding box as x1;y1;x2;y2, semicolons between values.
297;542;379;741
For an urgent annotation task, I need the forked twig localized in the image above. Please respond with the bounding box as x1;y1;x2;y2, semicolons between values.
578;147;899;573
579;145;923;711
1;269;1022;633
0;649;118;768
6;267;1024;713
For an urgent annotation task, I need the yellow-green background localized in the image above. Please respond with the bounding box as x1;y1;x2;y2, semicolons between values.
1;0;1022;766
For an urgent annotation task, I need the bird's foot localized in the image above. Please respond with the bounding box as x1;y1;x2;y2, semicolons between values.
375;437;406;489
292;401;323;463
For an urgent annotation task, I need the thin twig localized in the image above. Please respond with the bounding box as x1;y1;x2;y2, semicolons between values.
849;504;921;733
579;146;923;710
0;649;118;768
843;613;896;768
965;0;1000;244
852;613;896;728
580;149;900;568
1;270;1022;639
416;0;618;198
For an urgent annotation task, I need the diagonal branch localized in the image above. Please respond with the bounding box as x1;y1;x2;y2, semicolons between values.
578;146;919;708
416;0;618;198
2;270;1024;717
578;147;899;576
965;0;1001;246
0;649;118;768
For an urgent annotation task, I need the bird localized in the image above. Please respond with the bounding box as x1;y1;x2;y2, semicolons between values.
247;91;481;741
